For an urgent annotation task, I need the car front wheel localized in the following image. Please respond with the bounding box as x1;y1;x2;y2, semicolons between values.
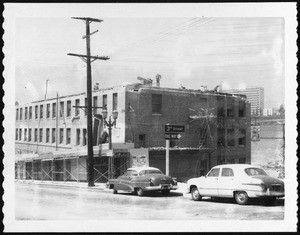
235;191;249;205
137;188;144;197
191;187;202;201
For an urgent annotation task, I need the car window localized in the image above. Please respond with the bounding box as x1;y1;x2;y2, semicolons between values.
139;170;146;176
131;170;138;176
221;168;234;177
244;168;268;176
146;169;163;174
207;168;220;177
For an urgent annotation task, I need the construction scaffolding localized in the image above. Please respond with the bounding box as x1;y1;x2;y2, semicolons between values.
15;152;130;183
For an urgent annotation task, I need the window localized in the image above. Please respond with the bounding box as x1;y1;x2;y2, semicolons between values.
138;134;146;148
28;129;32;142
227;108;234;117
238;129;246;146
244;168;267;176
221;168;234;177
102;95;107;110
59;128;64;144
83;129;87;146
60;101;64;117
20;108;23;120
217;128;225;146
47;104;50;118
34;128;38;142
93;96;98;115
67;100;71;117
25;107;28;120
66;128;71;144
39;128;43;142
152;94;162;114
239;101;246;117
29;106;32;119
52;103;56;118
16;108;19;120
227;129;235;146
52;128;56;143
19;129;22;141
76;129;81;145
16;129;18;140
84;98;87;116
35;105;38;119
46;128;50;143
113;93;118;111
75;99;80;116
40;105;43;119
24;129;27;141
207;168;220;177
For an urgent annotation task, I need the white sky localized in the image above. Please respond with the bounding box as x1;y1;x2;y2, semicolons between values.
14;15;284;108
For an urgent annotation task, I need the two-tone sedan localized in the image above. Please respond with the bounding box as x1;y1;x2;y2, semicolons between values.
107;167;178;196
187;164;284;205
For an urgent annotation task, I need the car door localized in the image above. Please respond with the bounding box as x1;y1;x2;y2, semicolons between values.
199;168;220;196
218;167;235;197
118;170;135;191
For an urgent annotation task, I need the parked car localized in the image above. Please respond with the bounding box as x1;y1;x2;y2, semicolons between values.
107;166;178;196
186;164;284;205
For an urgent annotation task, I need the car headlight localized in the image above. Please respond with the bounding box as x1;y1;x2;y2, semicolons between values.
260;183;267;192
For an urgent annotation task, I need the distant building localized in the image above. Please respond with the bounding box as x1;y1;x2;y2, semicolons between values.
222;87;264;116
263;108;273;116
15;79;251;182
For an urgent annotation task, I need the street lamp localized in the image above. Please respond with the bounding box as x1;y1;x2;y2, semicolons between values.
102;109;118;179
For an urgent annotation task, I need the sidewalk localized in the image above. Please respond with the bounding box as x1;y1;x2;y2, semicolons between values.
16;179;188;195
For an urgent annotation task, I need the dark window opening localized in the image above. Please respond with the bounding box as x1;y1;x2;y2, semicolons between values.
20;108;23;120
60;102;64;117
40;105;43;119
47;104;50;118
93;96;98;115
52;128;56;143
152;94;162;114
67;101;71;117
39;128;43;143
138;134;146;148
83;129;87;146
29;106;32;119
217;128;225;147
66;128;71;144
227;129;235;146
76;129;80;145
238;129;246;146
46;128;50;143
75;99;80;116
113;93;118;111
102;95;107;110
28;129;32;142
52;103;56;118
34;128;38;142
25;107;28;120
59;128;64;144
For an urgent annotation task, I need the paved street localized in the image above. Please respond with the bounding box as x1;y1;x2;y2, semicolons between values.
15;182;284;220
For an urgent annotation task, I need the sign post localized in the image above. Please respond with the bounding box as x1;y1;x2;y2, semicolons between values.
165;124;185;176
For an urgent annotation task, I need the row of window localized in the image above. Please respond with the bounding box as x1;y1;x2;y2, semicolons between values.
16;93;118;121
151;94;246;118
15;128;88;146
217;128;246;147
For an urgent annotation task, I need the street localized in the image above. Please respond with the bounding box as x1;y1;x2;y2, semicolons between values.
15;182;284;220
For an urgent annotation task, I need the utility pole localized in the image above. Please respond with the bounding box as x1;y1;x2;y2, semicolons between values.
68;17;110;187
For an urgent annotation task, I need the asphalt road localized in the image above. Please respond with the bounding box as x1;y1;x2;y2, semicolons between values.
15;182;284;220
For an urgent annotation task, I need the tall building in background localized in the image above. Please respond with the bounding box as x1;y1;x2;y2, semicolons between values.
222;87;264;116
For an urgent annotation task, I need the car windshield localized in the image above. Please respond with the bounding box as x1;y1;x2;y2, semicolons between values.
244;167;268;176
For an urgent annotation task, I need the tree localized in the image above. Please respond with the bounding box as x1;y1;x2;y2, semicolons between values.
278;104;285;117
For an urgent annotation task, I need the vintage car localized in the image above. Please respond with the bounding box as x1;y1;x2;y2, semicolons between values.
186;164;284;205
107;166;178;196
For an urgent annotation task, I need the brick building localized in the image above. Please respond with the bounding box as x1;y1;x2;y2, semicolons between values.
15;78;251;182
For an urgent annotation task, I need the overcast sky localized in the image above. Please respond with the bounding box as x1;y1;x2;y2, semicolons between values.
14;9;285;109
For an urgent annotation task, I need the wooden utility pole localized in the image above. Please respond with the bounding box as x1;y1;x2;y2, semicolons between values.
68;17;110;187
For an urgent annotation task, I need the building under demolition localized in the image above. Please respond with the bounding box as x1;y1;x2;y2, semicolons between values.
15;77;251;182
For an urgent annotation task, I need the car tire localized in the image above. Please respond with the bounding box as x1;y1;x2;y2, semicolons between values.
235;191;249;205
113;189;117;194
161;190;170;196
137;188;144;197
191;187;202;201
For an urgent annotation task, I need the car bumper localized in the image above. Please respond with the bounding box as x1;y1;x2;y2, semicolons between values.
255;190;285;197
144;184;178;191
